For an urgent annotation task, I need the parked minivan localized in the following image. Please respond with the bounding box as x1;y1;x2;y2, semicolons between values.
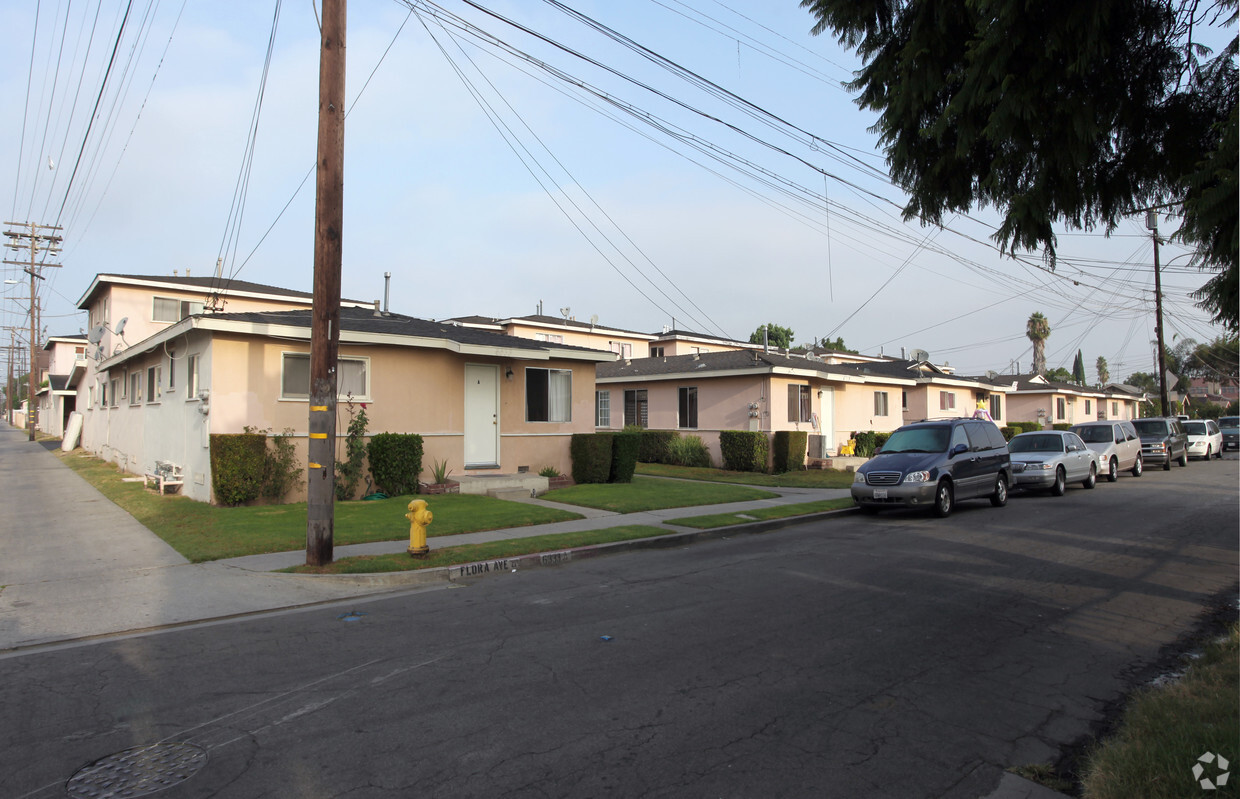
1069;420;1143;481
1132;417;1190;470
852;418;1011;518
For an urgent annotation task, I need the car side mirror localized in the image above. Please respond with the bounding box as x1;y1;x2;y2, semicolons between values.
950;443;969;458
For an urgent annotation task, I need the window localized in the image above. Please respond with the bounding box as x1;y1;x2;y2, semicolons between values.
624;389;648;428
525;368;572;422
939;391;956;411
535;332;564;344
788;384;811;423
678;387;698;429
990;394;1002;421
187;354;200;398
280;353;370;400
152;296;204;323
167;355;176;390
1084;399;1091;415
1056;397;1066;419
130;372;142;404
901;390;908;411
1111;401;1118;416
649;346;664;357
100;382;107;407
609;342;632;358
873;391;889;416
950;425;970;451
110;378;120;407
147;366;161;402
595;390;611;427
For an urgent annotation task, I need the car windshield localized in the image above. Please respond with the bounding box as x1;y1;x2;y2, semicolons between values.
1132;420;1166;436
1220;417;1239;430
1009;434;1064;453
1074;426;1113;443
1184;421;1208;435
881;426;950;453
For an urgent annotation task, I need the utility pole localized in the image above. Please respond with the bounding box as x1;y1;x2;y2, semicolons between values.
1146;211;1170;416
4;221;61;441
306;0;346;567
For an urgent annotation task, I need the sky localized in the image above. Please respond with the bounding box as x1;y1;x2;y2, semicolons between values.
0;0;1226;384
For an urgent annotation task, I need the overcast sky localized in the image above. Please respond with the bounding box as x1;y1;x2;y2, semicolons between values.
1;0;1222;382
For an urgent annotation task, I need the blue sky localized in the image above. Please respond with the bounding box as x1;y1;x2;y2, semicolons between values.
1;0;1222;382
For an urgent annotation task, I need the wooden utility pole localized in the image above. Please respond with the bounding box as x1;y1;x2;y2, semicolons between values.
306;0;347;567
4;221;61;441
1146;212;1170;416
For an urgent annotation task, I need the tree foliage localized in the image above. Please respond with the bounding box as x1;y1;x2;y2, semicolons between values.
1026;312;1050;376
1072;351;1087;385
1095;356;1110;386
801;0;1238;330
749;323;795;349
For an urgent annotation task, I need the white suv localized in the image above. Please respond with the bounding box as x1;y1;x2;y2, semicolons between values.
1069;420;1143;482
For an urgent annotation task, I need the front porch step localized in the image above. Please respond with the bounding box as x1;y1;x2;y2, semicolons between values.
456;473;550;498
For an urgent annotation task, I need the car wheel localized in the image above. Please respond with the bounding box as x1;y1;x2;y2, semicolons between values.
1205;446;1212;460
1083;463;1097;489
990;474;1008;507
1131;456;1143;477
1051;466;1066;496
1178;449;1188;467
1162;457;1172;471
933;481;953;518
1107;456;1119;483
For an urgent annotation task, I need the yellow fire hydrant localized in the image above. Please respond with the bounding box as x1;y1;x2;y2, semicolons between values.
406;499;432;558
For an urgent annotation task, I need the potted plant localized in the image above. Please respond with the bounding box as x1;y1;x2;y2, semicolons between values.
420;458;459;495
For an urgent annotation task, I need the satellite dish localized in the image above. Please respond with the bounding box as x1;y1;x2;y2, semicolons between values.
560;306;571;319
114;344;123;355
87;325;105;345
589;314;598;325
910;348;930;362
985;370;998;380
805;352;820;361
113;317;128;337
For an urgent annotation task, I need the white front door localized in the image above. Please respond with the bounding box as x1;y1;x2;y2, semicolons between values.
464;364;499;468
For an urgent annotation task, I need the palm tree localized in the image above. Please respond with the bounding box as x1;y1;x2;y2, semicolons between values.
1096;356;1110;386
1026;312;1051;376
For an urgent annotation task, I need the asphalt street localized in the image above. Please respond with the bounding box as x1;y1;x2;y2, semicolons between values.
1;448;1236;798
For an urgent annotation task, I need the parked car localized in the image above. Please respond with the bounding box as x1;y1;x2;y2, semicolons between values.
1070;420;1144;481
1132;417;1190;470
1184;419;1223;460
1007;431;1100;495
1220;416;1239;452
851;418;1011;518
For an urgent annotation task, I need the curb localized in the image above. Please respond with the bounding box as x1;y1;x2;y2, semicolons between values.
292;506;861;586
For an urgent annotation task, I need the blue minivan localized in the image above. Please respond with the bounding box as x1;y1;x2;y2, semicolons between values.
851;418;1012;518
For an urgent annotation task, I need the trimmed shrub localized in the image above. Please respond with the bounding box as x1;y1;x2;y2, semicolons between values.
668;434;712;468
874;431;892;451
1052;423;1072;431
210;432;267;506
366;433;423;496
610;431;641;483
999;426;1019;441
853;430;879;458
571;432;613;484
637;429;679;464
772;430;809;473
719;430;769;472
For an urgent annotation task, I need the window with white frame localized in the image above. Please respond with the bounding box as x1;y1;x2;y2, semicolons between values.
130;372;142;404
526;367;572;422
678;386;698;428
110;378;120;407
990;394;1002;420
280;353;369;401
874;391;889;416
939;391;956;411
624;389;648;428
1056;397;1066;419
788;384;811;422
649;346;664;357
595;390;611;427
147;366;161;403
152;297;204;324
1085;399;1092;415
536;332;564;344
187;354;200;398
101;382;107;408
1111;401;1118;416
902;390;908;411
609;342;632;358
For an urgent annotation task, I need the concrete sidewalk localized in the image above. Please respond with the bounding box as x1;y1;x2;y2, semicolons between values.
0;425;849;651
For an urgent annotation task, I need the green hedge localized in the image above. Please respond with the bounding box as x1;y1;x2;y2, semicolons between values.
637;430;679;463
772;430;808;473
1052;423;1072;431
610;431;641;483
210;433;267;506
668;435;712;468
719;430;769;472
571;432;613;484
366;433;423;496
875;431;892;450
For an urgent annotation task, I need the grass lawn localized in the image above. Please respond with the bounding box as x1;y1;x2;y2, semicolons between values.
666;498;857;528
284;525;672;574
55;451;583;563
1078;624;1239;799
543;474;778;512
636;462;856;488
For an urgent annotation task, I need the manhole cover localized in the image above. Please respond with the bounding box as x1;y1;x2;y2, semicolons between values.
66;742;208;798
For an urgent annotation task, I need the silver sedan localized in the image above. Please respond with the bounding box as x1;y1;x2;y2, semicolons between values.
1008;431;1100;496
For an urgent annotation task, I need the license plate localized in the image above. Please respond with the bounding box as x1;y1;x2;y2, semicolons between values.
872;489;887;499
